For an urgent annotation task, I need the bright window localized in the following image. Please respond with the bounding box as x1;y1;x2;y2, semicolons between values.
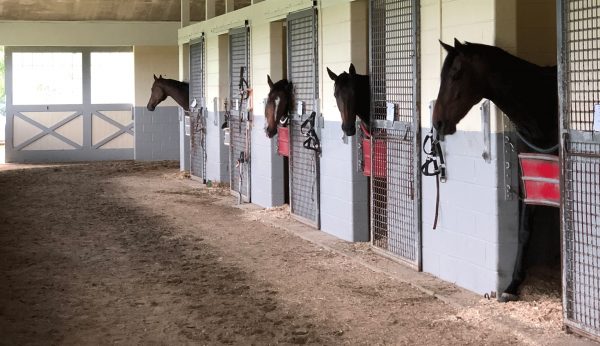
12;52;83;105
91;52;134;104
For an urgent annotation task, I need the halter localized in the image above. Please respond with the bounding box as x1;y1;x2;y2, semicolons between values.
301;111;321;153
421;129;446;180
421;128;446;230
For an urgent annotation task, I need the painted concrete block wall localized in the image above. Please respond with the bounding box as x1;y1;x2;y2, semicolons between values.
249;21;286;208
419;0;520;294
133;46;181;162
179;43;191;171
319;1;369;242
134;106;180;160
204;35;230;183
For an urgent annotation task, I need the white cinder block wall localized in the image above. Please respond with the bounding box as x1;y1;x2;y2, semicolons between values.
133;46;181;162
250;21;286;208
203;34;230;184
319;0;369;242
420;0;520;295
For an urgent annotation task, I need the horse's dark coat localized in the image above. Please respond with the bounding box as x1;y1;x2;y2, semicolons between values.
433;39;560;301
147;75;190;111
327;64;370;137
433;39;558;149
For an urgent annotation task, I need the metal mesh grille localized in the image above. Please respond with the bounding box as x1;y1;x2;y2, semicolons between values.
288;11;318;114
371;128;417;262
190;40;205;180
370;0;416;122
565;1;600;131
287;9;319;226
563;142;600;334
369;0;419;266
229;29;250;200
561;0;600;338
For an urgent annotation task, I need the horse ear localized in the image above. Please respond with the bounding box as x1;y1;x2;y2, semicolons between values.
454;38;464;49
159;75;163;79
154;74;158;80
326;67;338;81
439;40;453;53
267;75;274;89
349;63;356;76
287;81;294;92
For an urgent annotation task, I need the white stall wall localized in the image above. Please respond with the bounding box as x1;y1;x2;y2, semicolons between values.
134;46;181;161
420;0;520;294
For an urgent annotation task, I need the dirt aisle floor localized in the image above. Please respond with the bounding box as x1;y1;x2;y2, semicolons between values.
0;162;594;345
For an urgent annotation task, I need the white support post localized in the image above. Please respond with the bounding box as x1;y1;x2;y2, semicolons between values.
206;0;216;19
180;0;190;28
225;0;234;13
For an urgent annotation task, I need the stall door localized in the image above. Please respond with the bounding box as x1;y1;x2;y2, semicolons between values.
369;0;421;268
286;8;321;228
229;27;251;202
559;0;600;340
190;38;207;182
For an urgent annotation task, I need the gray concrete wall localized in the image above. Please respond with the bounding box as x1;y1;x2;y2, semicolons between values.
250;113;285;208
134;106;180;161
421;129;519;295
205;110;229;184
319;119;370;242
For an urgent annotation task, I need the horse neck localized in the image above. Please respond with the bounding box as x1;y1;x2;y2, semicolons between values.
161;80;190;111
482;53;558;144
355;74;371;126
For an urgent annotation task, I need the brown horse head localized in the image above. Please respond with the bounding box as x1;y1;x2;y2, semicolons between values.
432;39;487;136
264;75;294;138
147;74;168;111
327;63;370;137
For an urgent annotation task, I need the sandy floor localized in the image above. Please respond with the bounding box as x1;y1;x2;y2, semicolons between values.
0;161;594;345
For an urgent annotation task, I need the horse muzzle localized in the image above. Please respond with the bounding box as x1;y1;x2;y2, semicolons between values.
147;104;156;111
265;127;278;138
341;124;356;137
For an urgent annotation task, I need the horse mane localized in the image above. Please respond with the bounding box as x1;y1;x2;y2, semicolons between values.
441;42;556;79
157;77;189;89
442;41;558;146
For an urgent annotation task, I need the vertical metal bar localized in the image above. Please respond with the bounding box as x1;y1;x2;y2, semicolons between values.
412;0;422;270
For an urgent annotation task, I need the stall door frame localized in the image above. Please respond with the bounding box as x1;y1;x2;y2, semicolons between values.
558;0;600;341
368;0;422;269
286;7;321;228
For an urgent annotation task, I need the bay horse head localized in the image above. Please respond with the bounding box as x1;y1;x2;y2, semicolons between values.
147;74;168;111
432;39;487;136
264;75;294;138
327;63;370;136
147;74;190;111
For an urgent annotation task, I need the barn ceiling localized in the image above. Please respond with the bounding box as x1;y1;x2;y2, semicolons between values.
0;0;255;22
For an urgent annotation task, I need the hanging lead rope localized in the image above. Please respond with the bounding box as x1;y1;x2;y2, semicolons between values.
421;128;446;230
301;111;321;153
515;130;559;154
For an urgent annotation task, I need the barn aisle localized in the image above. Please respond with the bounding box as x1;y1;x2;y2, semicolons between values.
0;162;588;345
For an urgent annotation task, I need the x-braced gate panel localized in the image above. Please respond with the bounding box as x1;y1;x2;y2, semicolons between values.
190;38;207;182
229;27;251;202
559;0;600;340
287;8;320;228
369;0;421;268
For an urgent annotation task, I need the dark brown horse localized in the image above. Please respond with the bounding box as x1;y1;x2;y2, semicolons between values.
432;39;559;302
147;74;190;111
264;75;294;138
326;63;371;136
